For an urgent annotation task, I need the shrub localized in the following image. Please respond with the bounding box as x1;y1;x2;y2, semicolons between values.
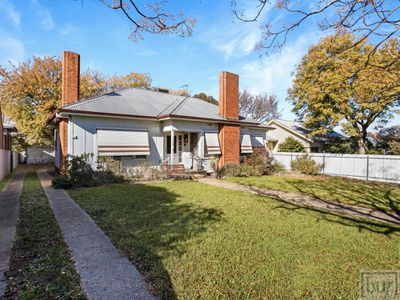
243;148;273;175
52;154;124;189
271;161;286;173
278;137;305;152
290;154;322;175
218;163;242;177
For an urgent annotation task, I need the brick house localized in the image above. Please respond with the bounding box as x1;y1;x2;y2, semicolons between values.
50;51;273;172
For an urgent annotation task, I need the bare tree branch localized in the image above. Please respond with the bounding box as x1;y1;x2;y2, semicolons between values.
99;0;196;40
232;0;400;65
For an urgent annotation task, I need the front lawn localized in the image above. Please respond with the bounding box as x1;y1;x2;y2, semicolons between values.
5;172;85;299
68;181;399;299
227;175;400;215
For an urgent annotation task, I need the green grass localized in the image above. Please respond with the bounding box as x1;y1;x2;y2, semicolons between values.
68;181;400;299
5;172;86;299
0;173;12;191
227;175;400;215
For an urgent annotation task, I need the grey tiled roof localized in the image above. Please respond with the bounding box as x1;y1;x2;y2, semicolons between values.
61;88;259;124
270;119;344;140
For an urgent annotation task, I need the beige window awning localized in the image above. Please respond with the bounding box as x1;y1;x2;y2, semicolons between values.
97;129;150;156
251;135;265;148
241;133;253;153
205;132;221;155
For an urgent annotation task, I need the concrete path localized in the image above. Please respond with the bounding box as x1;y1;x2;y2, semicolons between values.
198;178;400;226
37;170;156;300
0;172;24;298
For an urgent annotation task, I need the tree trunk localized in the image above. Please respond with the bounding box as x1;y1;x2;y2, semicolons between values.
358;128;368;154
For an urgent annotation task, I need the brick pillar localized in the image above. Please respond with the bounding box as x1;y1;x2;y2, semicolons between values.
218;71;240;168
60;51;80;167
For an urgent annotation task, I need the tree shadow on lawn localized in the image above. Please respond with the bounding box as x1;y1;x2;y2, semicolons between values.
280;177;400;223
255;195;400;237
70;183;224;300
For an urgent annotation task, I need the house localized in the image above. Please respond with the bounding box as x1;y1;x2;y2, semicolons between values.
266;119;343;153
1;108;16;151
50;51;272;172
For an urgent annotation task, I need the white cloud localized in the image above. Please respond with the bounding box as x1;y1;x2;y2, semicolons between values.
239;32;326;118
0;0;21;29
0;31;26;65
31;0;55;30
198;1;273;60
61;23;76;35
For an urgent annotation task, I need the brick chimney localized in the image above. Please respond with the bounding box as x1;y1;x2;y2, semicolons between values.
59;51;80;169
218;71;240;168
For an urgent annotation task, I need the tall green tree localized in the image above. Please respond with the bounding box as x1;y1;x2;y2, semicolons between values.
288;33;400;154
0;56;151;148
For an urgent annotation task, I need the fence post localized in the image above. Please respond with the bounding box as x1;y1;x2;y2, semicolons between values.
322;154;325;174
366;155;369;181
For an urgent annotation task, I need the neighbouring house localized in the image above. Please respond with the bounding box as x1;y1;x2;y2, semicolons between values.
266;119;343;153
50;51;273;173
1;109;16;151
0;108;19;180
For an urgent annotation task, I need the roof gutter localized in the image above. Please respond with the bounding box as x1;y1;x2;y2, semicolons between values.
52;109;262;126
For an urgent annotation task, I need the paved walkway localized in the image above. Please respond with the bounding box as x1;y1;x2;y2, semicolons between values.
0;172;24;298
37;170;156;300
198;178;400;226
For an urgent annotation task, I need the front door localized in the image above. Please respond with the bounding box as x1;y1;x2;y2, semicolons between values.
165;133;185;164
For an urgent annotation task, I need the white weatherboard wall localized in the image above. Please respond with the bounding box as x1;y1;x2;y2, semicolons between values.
273;152;400;183
0;149;10;181
70;115;164;166
0;150;19;181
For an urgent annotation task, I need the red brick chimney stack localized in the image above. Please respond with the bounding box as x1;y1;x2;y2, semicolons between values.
62;51;80;106
219;72;239;120
218;71;240;168
59;51;80;168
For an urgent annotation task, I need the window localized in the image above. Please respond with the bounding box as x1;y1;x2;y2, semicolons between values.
204;132;221;155
240;133;253;153
310;147;319;153
97;129;150;156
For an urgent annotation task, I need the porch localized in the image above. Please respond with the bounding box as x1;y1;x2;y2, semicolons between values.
162;129;221;173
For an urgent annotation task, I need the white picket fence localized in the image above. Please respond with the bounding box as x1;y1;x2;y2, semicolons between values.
273;152;400;184
0;149;19;181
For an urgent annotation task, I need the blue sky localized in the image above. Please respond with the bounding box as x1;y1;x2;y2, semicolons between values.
0;0;398;127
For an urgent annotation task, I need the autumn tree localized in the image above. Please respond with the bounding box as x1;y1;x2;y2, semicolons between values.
193;92;218;105
239;89;280;123
288;33;400;154
0;56;151;148
376;125;400;154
